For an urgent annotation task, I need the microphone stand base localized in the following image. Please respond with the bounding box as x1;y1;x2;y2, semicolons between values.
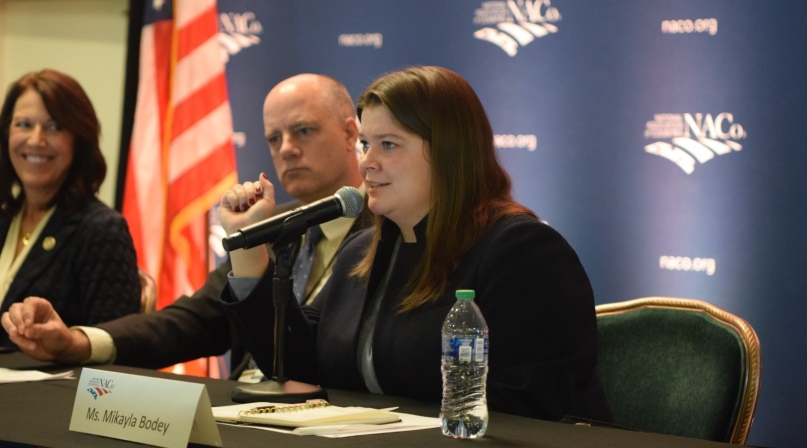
231;379;328;403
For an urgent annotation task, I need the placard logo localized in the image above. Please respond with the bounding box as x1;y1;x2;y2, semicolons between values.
218;12;263;63
86;377;115;400
473;0;561;56
644;113;746;174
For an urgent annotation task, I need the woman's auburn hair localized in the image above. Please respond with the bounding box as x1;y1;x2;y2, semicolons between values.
352;66;535;312
0;69;106;219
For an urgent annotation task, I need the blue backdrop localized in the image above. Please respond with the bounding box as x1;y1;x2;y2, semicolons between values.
214;1;807;446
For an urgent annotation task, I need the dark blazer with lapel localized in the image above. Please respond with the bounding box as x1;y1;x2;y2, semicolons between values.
222;214;613;422
100;199;374;372
0;198;141;347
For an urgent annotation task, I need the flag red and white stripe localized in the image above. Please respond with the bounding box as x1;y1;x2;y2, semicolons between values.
122;0;236;376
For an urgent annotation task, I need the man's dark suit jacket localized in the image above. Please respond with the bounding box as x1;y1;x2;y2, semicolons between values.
222;214;613;422
100;199;373;375
0;198;140;347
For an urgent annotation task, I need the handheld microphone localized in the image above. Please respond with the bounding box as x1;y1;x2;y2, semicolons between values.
222;186;363;251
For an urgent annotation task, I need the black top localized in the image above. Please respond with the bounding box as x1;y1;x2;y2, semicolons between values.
222;214;613;422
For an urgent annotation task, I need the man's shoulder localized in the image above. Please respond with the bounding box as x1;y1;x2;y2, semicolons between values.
339;226;374;256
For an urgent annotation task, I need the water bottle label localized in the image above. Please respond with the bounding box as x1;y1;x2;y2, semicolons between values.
458;344;472;363
475;338;485;362
443;336;488;364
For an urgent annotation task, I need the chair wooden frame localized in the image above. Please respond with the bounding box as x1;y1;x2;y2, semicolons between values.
596;297;761;445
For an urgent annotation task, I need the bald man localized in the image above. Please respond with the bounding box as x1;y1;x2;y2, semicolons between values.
2;75;372;377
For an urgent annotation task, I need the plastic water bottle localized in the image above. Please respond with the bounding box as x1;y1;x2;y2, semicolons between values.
440;289;489;438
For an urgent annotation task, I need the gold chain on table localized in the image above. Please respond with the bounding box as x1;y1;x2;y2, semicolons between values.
239;400;331;415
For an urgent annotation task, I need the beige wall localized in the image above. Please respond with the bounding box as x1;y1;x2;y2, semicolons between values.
0;0;129;207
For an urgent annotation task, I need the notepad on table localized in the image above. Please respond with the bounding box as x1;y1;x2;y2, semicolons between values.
212;400;400;428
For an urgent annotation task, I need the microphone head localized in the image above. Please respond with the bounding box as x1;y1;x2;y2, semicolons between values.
334;186;364;218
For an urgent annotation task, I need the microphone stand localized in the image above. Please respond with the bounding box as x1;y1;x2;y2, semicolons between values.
231;215;328;403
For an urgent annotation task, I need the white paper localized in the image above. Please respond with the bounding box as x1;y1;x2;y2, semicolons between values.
0;367;75;384
216;410;440;438
317;412;440;438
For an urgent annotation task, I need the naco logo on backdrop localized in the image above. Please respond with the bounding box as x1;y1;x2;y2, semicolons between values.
218;12;263;63
473;0;561;56
217;11;262;150
644;113;747;174
338;33;383;48
659;255;716;276
494;134;537;151
661;18;718;36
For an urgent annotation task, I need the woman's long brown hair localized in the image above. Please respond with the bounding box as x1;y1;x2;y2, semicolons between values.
352;66;535;312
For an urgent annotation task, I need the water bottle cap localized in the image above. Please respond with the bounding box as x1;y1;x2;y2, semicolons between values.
455;289;475;300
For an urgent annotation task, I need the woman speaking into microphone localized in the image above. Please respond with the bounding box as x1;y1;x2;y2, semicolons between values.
218;66;611;422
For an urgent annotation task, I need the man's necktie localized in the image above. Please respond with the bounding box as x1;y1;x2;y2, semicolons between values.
292;225;324;303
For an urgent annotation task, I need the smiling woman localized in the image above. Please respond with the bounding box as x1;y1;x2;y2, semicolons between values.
8;89;76;204
0;69;140;347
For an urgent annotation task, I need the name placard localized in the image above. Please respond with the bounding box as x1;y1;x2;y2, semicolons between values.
69;368;222;448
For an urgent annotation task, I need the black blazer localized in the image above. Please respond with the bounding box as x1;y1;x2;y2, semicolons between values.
222;214;613;422
101;199;374;373
0;198;141;347
99;260;235;369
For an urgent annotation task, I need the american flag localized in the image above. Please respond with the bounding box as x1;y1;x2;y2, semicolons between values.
122;0;236;376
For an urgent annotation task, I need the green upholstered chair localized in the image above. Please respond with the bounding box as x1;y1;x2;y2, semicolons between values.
595;297;761;444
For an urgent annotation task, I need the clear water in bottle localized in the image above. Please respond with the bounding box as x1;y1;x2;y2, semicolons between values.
441;289;489;438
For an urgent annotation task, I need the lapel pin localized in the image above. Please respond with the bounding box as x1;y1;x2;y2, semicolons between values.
42;236;56;251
